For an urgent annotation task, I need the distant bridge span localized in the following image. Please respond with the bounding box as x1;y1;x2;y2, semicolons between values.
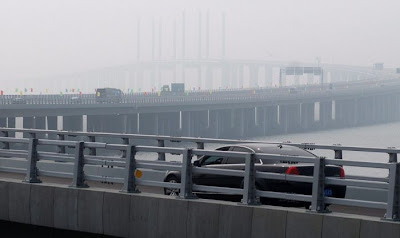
0;77;399;138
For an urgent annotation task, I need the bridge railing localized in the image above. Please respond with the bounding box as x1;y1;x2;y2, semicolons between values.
0;131;399;221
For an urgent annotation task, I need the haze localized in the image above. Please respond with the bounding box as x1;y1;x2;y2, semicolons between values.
1;0;399;82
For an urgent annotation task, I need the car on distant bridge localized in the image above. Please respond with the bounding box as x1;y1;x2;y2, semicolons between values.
11;97;27;104
163;143;346;207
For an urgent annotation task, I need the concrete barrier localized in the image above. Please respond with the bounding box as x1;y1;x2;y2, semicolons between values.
30;184;54;227
322;214;361;238
77;189;104;234
156;197;189;238
129;194;160;238
286;210;323;238
53;186;78;231
103;191;130;237
8;182;31;224
187;200;221;238
0;178;400;238
251;206;287;238
0;181;8;221
218;203;253;238
360;218;400;238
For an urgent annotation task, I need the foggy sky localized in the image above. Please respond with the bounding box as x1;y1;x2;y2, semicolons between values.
1;0;399;81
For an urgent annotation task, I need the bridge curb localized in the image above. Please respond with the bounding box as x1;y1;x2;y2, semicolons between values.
1;179;400;238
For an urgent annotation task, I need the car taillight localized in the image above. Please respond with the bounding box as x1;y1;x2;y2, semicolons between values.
286;166;300;175
340;167;345;178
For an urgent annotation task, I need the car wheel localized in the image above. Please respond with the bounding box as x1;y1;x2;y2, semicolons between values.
164;176;180;196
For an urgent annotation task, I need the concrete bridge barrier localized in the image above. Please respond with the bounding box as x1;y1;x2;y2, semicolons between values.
0;178;399;238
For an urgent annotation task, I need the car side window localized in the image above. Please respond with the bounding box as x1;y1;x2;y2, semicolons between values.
225;147;250;164
201;156;223;166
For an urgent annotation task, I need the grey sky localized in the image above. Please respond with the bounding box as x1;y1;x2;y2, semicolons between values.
1;0;399;81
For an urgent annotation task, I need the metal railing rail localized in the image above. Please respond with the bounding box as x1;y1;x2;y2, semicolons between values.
1;127;399;164
0;135;399;221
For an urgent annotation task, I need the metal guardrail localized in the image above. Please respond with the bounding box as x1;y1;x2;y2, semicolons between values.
0;129;399;221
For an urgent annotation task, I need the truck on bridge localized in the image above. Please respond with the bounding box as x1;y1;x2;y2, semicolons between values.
95;88;123;103
161;83;185;94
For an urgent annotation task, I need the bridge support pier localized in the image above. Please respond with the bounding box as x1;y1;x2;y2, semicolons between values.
286;104;301;133
181;111;207;137
335;99;357;127
278;105;288;134
7;117;16;137
301;103;315;131
255;107;265;137
181;111;193;137
244;108;257;137
0;118;6;127
139;113;158;135
208;109;232;138
63;116;83;132
320;101;333;129
34;117;46;130
125;114;138;134
263;106;279;135
23;117;34;129
47;116;57;130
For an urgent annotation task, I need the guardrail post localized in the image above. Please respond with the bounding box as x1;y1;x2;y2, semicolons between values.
180;148;196;199
71;141;87;188
121;145;140;193
389;153;397;163
0;131;9;149
334;150;343;160
157;139;165;161
385;162;400;221
57;134;66;154
242;153;258;205
24;138;41;183
88;136;96;156
310;157;329;212
196;142;204;159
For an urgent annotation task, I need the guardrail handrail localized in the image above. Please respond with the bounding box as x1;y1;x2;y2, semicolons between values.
0;133;398;221
1;127;399;161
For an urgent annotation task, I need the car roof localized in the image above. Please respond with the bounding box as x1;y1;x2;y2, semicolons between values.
232;143;317;157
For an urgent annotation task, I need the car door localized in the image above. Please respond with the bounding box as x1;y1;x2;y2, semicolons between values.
220;146;251;188
193;146;231;187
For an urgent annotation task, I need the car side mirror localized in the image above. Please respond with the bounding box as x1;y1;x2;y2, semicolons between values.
193;160;200;167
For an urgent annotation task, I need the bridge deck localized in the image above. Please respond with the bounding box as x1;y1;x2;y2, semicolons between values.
0;171;385;218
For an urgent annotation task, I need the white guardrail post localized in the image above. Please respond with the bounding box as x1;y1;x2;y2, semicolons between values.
24;138;41;183
242;153;258;205
180;148;196;199
121;145;140;193
385;161;400;221
71;141;87;188
310;157;329;212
